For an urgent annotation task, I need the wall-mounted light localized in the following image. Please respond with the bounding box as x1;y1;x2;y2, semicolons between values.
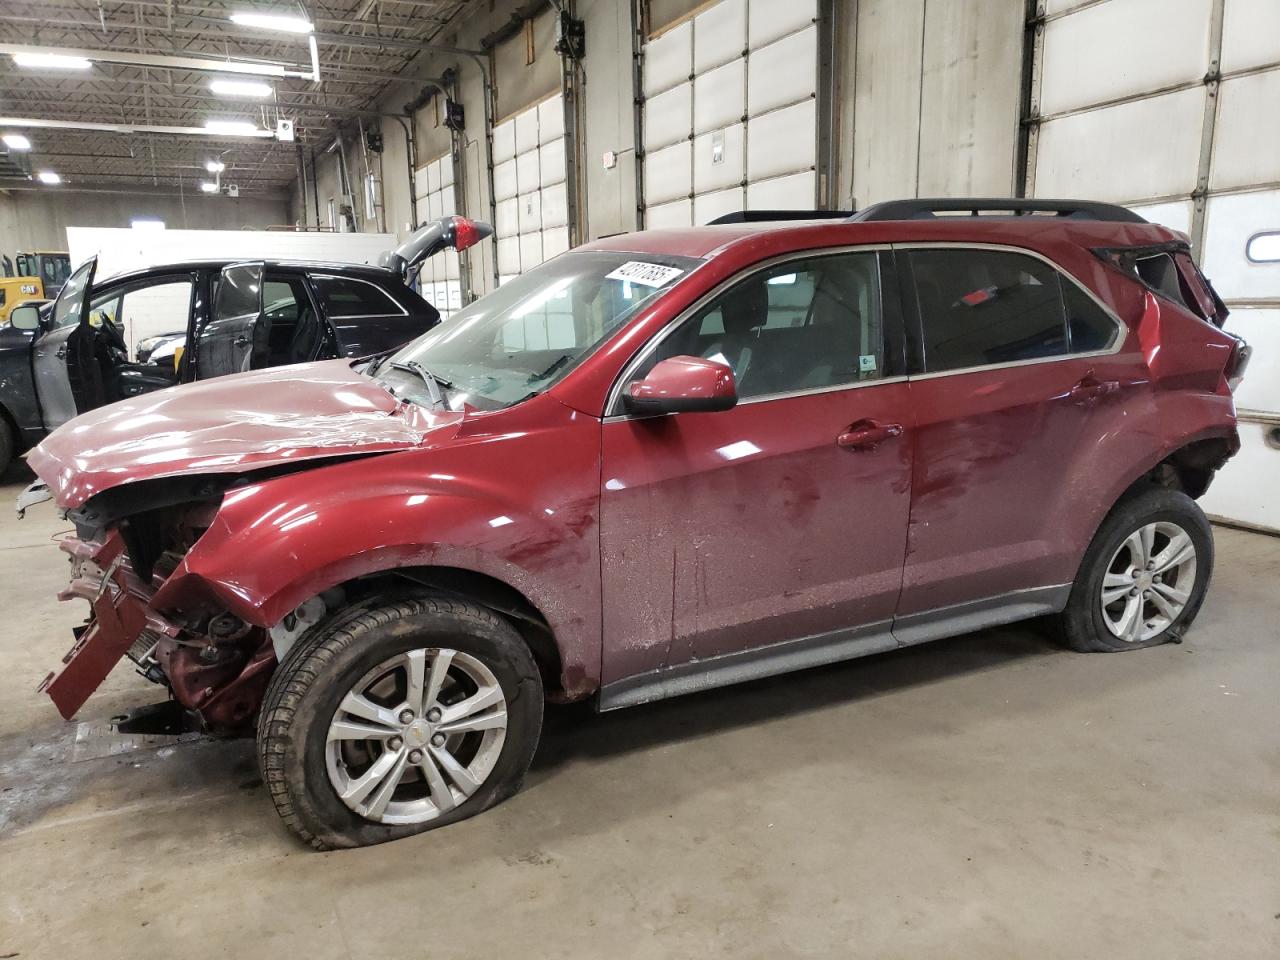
199;181;219;193
204;119;262;136
131;219;166;230
206;159;226;173
229;11;314;34
37;170;61;184
12;52;92;70
2;133;31;150
210;78;273;98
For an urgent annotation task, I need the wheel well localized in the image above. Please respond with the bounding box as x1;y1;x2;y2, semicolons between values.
338;566;567;699
1123;436;1237;502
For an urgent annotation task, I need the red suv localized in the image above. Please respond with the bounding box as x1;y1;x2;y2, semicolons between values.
20;199;1249;848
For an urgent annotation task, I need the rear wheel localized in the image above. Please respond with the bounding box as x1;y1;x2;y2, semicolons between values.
257;594;543;849
1058;486;1213;652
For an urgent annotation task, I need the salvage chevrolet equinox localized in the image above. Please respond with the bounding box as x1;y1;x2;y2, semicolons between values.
19;199;1249;849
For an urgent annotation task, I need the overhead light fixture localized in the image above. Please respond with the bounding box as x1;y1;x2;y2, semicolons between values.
229;11;314;34
12;52;92;70
206;159;226;173
210;78;273;98
204;119;262;136
37;170;61;184
199;181;219;193
131;219;166;230
2;133;31;150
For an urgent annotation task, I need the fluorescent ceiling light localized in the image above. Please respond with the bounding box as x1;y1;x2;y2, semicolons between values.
2;133;31;150
204;119;261;136
131;219;165;230
206;159;226;173
229;11;314;33
12;52;92;70
37;170;61;184
210;78;273;98
199;181;219;193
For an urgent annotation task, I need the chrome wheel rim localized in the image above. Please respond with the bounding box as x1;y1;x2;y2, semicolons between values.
325;648;508;825
1100;521;1197;643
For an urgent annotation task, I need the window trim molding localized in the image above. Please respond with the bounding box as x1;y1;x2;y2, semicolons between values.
893;241;1128;381
604;243;895;419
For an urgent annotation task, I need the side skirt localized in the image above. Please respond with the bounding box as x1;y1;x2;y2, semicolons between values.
597;584;1072;712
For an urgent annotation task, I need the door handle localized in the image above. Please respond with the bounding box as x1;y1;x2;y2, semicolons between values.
837;419;903;451
55;347;66;360
234;335;250;346
1069;375;1121;404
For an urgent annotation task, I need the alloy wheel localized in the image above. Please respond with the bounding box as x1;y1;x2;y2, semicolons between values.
1099;520;1198;643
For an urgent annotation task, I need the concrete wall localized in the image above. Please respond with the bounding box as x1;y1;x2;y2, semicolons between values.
0;188;291;257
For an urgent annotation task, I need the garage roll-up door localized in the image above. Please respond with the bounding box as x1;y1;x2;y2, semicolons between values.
641;0;821;228
1030;0;1280;533
414;154;462;318
492;94;572;286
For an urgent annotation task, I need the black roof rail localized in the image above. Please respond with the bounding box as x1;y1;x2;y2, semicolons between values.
706;209;854;225
850;198;1148;224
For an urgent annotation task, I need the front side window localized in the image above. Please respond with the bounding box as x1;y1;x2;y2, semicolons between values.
51;258;95;330
637;251;886;401
375;250;699;411
312;275;403;318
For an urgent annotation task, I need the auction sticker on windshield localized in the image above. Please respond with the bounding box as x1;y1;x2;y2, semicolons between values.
605;261;685;287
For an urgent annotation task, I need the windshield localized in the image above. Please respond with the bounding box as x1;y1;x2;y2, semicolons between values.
373;250;700;410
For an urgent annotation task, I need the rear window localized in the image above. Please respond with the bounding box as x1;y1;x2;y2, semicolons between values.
311;275;402;318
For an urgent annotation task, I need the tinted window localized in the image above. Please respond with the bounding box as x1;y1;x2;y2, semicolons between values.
312;276;402;318
51;258;95;329
214;264;262;321
640;252;885;401
911;249;1066;372
1062;282;1118;353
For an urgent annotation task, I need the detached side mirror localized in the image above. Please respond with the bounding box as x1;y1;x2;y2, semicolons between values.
8;303;41;332
623;355;737;415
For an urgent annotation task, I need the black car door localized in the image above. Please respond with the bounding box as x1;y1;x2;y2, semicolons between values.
31;256;101;429
199;262;264;378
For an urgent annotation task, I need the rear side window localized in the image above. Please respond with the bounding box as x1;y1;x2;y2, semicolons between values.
1062;282;1117;353
311;275;403;318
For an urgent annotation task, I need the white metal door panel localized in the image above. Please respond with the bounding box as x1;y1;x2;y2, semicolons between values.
1222;309;1280;414
516;150;540;195
1208;72;1280;191
748;0;817;49
538;140;566;188
520;191;544;233
491;94;571;277
646;199;693;228
494;160;518;201
746;171;816;209
497;236;520;275
746;26;817;117
1034;87;1204;201
1221;0;1280;71
693;59;745;133
514;110;540;155
541;182;569;229
693;0;746;73
426;162;441;193
694;188;745;224
542;227;571;260
519;233;543;271
645;141;692;204
693;123;744;193
644;83;692;152
747;101;817;182
1201;190;1280;301
644;21;691;96
493;121;516;163
495;197;519;236
538;97;565;141
1201;424;1280;532
1126;200;1194;234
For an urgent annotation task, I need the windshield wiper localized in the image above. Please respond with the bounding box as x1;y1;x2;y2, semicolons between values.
389;359;452;406
528;353;574;383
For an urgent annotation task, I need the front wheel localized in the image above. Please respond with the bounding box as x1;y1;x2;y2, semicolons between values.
257;595;544;849
1058;486;1213;652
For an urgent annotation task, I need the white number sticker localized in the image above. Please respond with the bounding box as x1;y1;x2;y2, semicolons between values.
605;261;685;287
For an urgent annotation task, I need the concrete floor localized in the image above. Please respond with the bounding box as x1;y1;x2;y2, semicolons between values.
0;464;1276;960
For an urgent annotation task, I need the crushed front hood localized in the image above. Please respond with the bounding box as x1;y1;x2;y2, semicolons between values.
28;359;461;509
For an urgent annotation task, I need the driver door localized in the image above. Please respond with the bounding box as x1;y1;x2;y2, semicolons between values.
32;256;98;430
199;262;264;378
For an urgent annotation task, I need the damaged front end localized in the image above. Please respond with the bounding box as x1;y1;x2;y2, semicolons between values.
36;476;281;731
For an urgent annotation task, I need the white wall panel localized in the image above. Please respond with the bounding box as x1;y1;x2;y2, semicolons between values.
1034;88;1204;201
693;59;746;134
644;21;692;97
1221;0;1280;72
541;182;569;229
746;171;815;209
493;121;516;164
693;187;744;224
747;27;817;117
1209;71;1280;191
748;0;817;49
693;123;744;193
747;100;816;181
693;0;746;73
1126;199;1194;235
646;198;693;228
645;141;692;205
1039;0;1211;117
644;83;692;151
494;159;518;201
1202;189;1280;301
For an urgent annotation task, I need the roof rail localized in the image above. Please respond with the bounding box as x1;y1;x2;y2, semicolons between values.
850;198;1148;224
706;209;854;225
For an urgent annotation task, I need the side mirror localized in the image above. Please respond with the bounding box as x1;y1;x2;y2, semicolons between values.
8;303;41;332
623;355;737;415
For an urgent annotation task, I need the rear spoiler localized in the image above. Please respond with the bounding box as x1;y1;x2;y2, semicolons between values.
379;216;493;284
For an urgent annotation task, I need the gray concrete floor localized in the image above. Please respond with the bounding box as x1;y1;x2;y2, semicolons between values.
0;464;1276;960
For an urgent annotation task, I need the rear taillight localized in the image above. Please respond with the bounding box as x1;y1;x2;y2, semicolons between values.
1226;338;1252;393
450;216;483;252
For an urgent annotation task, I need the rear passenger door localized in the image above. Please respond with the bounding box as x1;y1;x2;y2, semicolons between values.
894;245;1136;628
199;262;264;378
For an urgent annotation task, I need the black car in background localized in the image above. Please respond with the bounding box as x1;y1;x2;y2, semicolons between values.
0;217;489;473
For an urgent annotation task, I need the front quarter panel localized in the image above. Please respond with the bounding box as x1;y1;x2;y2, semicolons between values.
152;395;604;697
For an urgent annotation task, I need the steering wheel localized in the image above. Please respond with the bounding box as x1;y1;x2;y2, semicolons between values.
96;313;128;353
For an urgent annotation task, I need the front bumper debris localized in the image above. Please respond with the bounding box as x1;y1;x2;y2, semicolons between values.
38;531;182;720
15;478;52;518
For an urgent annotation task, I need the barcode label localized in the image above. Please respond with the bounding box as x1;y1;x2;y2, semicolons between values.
605;261;685;287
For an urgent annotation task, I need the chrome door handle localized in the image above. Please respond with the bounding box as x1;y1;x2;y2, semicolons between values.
837;420;903;451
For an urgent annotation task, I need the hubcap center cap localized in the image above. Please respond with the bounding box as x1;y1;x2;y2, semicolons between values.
1135;571;1154;591
405;720;432;747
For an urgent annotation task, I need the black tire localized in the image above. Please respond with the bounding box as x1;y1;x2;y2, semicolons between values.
256;594;543;850
1058;485;1213;652
0;416;13;477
